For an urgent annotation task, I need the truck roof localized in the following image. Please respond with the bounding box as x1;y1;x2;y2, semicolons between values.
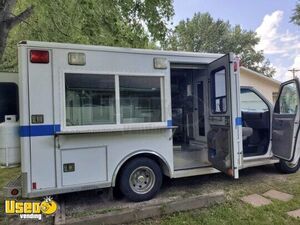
19;40;224;59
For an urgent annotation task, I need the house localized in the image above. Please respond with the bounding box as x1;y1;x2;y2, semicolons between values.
240;67;281;104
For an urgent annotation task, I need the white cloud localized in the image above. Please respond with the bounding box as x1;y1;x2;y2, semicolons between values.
280;31;298;43
273;56;300;82
255;11;300;81
292;55;300;68
273;65;292;82
255;10;284;54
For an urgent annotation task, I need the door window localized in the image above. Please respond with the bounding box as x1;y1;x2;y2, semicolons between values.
211;68;226;113
197;82;205;136
275;82;298;114
240;89;269;112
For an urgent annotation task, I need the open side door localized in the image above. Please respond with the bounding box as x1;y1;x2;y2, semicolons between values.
207;53;242;178
272;79;300;165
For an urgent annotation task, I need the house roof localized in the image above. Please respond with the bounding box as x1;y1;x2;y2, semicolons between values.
240;66;281;86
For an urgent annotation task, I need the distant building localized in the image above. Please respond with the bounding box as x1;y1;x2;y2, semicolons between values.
240;67;281;104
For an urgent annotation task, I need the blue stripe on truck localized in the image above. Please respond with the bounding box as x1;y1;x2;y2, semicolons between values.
235;117;242;126
20;124;61;137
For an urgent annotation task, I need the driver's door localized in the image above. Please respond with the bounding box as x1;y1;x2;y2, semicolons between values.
272;79;300;165
207;53;242;178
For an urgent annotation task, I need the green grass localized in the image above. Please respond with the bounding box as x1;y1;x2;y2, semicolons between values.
0;167;20;188
0;167;21;224
138;171;300;225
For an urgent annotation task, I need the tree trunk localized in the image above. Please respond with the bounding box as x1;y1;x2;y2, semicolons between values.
0;0;33;62
0;22;10;61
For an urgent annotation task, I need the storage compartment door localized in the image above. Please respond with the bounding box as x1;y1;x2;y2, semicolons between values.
272;79;300;164
207;54;241;178
61;146;108;186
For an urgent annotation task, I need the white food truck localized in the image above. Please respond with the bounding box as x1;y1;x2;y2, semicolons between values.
2;41;300;202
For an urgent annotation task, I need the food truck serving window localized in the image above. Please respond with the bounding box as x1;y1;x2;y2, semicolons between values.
119;76;162;123
65;73;116;126
211;68;227;113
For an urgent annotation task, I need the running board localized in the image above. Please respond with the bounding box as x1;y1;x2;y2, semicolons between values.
172;158;280;179
242;158;279;169
173;167;220;178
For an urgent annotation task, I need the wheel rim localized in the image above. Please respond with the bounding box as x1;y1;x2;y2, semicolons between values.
285;161;298;168
129;166;156;194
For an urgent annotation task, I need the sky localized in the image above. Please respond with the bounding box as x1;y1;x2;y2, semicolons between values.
172;0;300;82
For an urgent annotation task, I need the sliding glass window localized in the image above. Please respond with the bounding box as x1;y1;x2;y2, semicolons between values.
119;76;162;123
65;73;116;126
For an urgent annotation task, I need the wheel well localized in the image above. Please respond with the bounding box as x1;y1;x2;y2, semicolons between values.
113;153;170;187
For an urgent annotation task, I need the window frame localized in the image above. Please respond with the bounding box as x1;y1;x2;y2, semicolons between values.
210;66;227;114
61;71;166;132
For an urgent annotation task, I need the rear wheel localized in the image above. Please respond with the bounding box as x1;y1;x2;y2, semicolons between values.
119;157;162;202
275;159;300;174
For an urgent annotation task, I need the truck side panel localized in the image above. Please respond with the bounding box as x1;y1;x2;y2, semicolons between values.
20;45;175;197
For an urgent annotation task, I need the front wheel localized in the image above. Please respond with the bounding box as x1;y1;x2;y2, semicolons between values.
275;159;300;174
119;157;162;202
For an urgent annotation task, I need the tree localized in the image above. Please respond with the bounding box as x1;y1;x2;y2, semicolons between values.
291;1;300;25
0;0;174;71
0;0;33;61
164;13;275;77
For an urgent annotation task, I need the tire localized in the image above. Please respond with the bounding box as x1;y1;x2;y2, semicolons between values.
274;159;300;174
119;157;162;202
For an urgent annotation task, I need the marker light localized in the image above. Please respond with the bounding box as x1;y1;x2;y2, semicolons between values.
11;188;19;196
234;62;238;72
234;57;241;72
30;50;49;63
68;52;86;65
153;57;168;69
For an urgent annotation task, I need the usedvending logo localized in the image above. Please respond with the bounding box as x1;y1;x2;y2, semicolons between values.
5;196;58;220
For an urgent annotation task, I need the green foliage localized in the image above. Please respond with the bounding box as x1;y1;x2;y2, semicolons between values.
0;0;174;71
291;1;300;25
164;13;275;77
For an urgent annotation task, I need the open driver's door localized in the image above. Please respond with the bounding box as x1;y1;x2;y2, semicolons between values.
272;79;300;165
207;53;242;178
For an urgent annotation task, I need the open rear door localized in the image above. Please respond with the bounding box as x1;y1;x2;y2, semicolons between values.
272;79;300;165
207;53;242;178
